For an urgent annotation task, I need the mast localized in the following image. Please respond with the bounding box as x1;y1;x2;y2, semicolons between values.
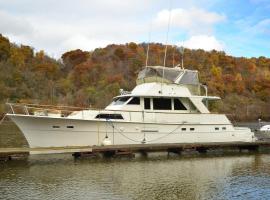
145;22;152;67
179;46;184;69
161;0;173;92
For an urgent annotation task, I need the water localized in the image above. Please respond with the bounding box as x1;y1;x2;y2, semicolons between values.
1;122;270;200
1;154;270;200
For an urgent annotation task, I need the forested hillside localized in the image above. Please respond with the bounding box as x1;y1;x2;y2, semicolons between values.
0;34;269;121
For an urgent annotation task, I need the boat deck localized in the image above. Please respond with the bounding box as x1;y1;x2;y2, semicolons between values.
1;141;270;161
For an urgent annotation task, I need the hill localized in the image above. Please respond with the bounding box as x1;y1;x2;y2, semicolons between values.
0;34;269;121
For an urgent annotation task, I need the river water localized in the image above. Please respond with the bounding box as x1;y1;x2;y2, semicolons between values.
1;122;270;200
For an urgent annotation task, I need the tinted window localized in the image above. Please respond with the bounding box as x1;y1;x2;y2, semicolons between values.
153;98;171;110
111;97;130;105
96;114;124;120
128;97;140;105
174;99;187;110
144;98;150;109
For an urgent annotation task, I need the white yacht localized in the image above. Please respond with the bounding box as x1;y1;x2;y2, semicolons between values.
7;66;256;148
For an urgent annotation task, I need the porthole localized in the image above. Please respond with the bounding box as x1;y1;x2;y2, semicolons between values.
222;127;226;130
52;125;60;128
215;127;219;130
190;128;195;131
67;125;74;128
181;128;186;131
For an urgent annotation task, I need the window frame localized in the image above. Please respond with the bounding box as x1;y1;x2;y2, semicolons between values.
127;97;140;105
153;98;172;110
144;98;151;110
111;97;131;106
95;114;124;120
173;98;187;111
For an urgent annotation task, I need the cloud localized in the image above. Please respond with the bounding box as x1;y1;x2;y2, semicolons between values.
61;35;112;52
252;19;270;35
0;1;227;57
0;10;33;37
182;35;224;51
154;8;226;35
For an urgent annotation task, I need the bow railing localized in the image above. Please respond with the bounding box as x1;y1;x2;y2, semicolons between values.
6;103;92;118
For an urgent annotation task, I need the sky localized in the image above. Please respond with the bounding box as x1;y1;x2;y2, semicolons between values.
0;0;269;58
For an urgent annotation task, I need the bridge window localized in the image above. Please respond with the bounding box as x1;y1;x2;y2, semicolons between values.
144;98;150;110
111;97;130;105
174;99;187;110
153;98;171;110
128;97;140;105
95;114;124;120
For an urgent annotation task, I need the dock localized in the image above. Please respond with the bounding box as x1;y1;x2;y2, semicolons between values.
1;141;270;161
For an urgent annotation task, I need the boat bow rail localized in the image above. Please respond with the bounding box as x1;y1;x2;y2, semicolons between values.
6;103;93;119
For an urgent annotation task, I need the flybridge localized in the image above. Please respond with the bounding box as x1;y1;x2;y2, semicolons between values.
137;66;199;85
136;66;201;95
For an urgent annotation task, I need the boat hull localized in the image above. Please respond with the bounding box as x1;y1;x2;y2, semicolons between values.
7;114;255;148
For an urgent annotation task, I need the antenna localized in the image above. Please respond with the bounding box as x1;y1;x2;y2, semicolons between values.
161;0;173;89
178;45;184;69
145;22;152;67
172;45;176;67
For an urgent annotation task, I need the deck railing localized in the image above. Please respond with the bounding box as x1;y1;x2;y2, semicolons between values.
6;103;92;118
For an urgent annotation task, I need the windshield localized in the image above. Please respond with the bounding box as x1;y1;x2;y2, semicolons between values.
110;97;130;106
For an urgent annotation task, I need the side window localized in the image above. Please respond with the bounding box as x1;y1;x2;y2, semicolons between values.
144;98;150;109
95;114;124;120
128;97;140;105
153;98;172;110
174;99;187;110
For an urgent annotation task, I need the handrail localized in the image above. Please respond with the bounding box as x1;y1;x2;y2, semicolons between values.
6;103;94;117
8;103;91;110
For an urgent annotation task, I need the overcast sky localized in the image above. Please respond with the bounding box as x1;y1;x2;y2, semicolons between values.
0;0;269;58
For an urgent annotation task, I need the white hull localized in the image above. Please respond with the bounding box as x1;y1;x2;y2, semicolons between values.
8;114;255;148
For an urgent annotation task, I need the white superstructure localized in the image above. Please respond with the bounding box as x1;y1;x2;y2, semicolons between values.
7;66;256;148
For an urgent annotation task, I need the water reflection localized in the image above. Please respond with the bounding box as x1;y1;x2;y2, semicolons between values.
1;154;270;200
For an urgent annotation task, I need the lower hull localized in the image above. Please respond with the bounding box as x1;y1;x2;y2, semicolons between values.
8;115;255;148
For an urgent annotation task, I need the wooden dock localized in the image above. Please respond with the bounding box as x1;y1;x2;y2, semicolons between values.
1;141;270;161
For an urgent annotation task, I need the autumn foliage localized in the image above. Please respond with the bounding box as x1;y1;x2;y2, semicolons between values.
0;34;269;121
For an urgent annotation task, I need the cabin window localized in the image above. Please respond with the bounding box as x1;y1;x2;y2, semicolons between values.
153;98;171;110
190;128;195;131
52;125;60;128
128;97;140;105
222;127;226;130
215;127;219;130
111;97;130;105
174;99;187;110
67;126;74;128
181;128;186;131
144;98;151;110
95;114;124;120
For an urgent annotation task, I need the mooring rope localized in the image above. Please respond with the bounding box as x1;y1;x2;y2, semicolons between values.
106;119;142;143
106;119;184;143
0;114;7;125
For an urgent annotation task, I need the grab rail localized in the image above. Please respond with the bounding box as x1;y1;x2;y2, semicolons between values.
6;103;93;118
